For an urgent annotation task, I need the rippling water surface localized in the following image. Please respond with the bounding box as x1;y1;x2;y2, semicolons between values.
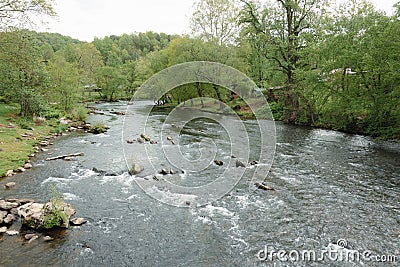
0;101;399;266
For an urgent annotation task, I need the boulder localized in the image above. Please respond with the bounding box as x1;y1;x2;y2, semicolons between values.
3;214;16;224
166;136;175;144
4;182;16;189
250;160;259;166
24;163;33;169
5;170;14;177
43;236;54;242
170;169;176;175
126;140;135;144
129;164;144;175
0;210;7;222
255;182;275;191
214;160;223;166
16;167;26;172
150;140;157;144
0;200;19;210
0;226;7;233
71;217;87;226
160;169;169;175
140;133;151;142
137;137;145;143
39;140;49;146
6;230;19;236
235;160;246;168
17;201;76;229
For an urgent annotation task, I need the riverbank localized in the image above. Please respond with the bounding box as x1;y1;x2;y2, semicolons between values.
0;104;94;178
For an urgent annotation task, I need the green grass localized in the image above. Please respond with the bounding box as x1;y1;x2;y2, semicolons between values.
0;104;61;177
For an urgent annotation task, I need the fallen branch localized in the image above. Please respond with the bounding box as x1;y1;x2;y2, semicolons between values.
46;152;84;161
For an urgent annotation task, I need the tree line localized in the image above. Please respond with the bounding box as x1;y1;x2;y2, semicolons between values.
0;0;399;139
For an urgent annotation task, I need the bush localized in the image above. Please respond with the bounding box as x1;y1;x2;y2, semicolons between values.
67;106;88;122
89;121;106;134
43;186;68;229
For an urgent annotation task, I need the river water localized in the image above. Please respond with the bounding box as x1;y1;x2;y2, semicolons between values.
0;101;399;266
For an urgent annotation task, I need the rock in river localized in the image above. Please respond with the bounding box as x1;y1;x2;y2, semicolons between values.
129;163;144;175
235;160;246;168
4;182;16;189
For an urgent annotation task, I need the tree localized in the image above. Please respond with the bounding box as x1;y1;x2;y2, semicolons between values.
95;66;126;101
0;0;55;30
0;30;49;116
48;54;80;112
191;0;240;45
240;0;328;122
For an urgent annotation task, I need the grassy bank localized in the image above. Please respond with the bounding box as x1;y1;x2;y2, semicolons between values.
0;104;71;177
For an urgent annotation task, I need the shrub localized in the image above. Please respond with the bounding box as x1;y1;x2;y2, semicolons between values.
89;121;106;134
67;106;89;122
43;186;68;229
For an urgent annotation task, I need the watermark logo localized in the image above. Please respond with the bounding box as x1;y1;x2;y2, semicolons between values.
122;61;276;207
257;239;398;263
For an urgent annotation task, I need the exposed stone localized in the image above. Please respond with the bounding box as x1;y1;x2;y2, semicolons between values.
5;170;14;177
71;217;87;226
16;167;26;172
140;133;151;142
167;136;175;145
255;182;275;191
126;140;135;144
63;157;73;161
0;210;7;221
28;235;39;243
137;137;145;143
0;200;19;210
59;118;71;125
24;163;33;169
3;214;16;224
25;233;37;240
214;160;223;166
43;236;54;242
160;169;168;175
41;148;49;152
129;164;144;175
0;226;7;233
6;230;19;236
235;160;246;168
4;182;16;189
17;202;76;229
10;208;18;215
28;154;36;158
150;140;157;144
5;198;34;205
250;160;259;166
39;140;50;146
170;169;176;175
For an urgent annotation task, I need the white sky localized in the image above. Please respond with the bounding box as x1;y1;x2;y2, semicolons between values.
39;0;398;42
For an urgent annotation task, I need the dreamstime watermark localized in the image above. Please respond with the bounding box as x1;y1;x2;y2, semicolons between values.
257;239;398;263
122;61;277;207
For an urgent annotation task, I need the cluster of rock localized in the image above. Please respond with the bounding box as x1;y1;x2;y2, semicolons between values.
127;133;158;145
213;158;259;168
0;198;86;239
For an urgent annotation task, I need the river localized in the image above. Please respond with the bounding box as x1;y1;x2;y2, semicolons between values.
0;101;399;266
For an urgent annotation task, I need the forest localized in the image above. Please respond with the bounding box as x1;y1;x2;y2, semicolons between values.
0;0;399;140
